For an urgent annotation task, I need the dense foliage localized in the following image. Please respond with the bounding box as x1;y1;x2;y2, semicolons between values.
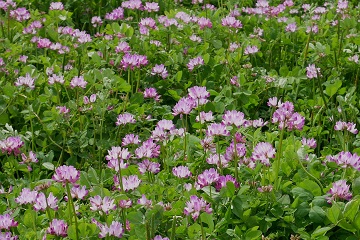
0;0;360;239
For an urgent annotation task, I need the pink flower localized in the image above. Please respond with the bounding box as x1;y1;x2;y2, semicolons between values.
144;2;159;12
285;22;297;32
327;180;352;203
15;73;35;89
138;160;160;174
90;196;116;213
251;142;276;166
105;7;124;20
222;110;246;127
197;168;219;188
244;45;259;55
47;219;68;237
121;53;148;70
184;195;212;221
10;7;30;21
221;16;242;29
206;123;230;137
172;97;196;116
326;151;360;171
15;188;37;205
91;16;103;27
306;64;321;79
151;64;168;79
215;175;239;191
196;111;214;124
301;137;317;148
115;42;131;53
52;165;80;184
188;86;210;106
137;194;152;207
71;185;88;200
0;136;24;156
70;76;87;89
187;56;204;71
135;138;160;159
49;2;64;10
0;214;18;230
33;192;58;211
93;219;124;238
116;113;136;126
172;166;192;178
206;153;229;168
122;134;141;146
197;17;212;29
121;175;142;191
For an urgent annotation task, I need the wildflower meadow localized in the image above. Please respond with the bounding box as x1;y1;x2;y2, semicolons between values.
1;0;360;239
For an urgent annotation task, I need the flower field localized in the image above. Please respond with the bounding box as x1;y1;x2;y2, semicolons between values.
1;0;360;239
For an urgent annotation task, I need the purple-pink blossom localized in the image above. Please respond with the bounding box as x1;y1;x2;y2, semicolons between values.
327;180;352;203
251;142;276;166
47;219;68;237
52;165;80;184
184;195;212;221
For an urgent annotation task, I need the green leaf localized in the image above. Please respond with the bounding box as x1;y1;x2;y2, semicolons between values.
245;228;262;240
168;90;181;101
200;212;214;231
232;196;243;219
203;53;210;64
343;199;359;222
327;203;341;224
175;71;182;82
352;177;360;195
42;162;55;170
311;226;332;237
309;206;326;223
188;223;201;239
212;40;222;49
291;187;313;202
298;179;322;196
353;212;360;230
279;65;289;77
325;80;342;97
23;209;37;228
338;219;356;233
87;167;99;184
128;211;144;225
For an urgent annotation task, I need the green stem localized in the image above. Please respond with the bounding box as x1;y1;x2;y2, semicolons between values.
66;183;79;240
170;216;176;240
200;218;205;240
274;127;285;190
233;134;239;184
298;158;324;194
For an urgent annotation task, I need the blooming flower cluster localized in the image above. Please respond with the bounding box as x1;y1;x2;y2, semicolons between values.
120;53;148;70
151;64;168;79
184;195;212;221
0;136;24;155
15;73;35;89
326;151;360;171
221;16;242;29
92;219;124;238
327;180;352;203
90;196;116;214
306;64;321;79
116;113;136;126
187;56;204;71
271;100;305;131
52;165;80;184
251;142;276;166
334;121;358;134
47;219;68;237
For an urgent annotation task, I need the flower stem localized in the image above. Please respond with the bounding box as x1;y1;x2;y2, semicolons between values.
66;183;79;240
274;127;285;190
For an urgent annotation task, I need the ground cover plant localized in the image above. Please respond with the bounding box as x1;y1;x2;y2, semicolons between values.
0;0;360;239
